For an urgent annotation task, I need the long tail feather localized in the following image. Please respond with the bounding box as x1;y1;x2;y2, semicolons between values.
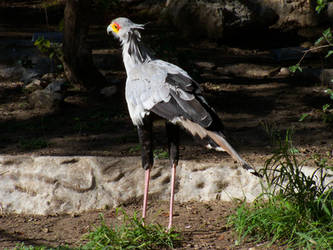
178;118;262;177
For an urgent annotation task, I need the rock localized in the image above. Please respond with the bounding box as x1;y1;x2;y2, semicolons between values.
163;0;277;40
20;68;40;83
163;0;331;40
28;79;67;110
194;61;216;70
100;86;117;97
0;155;331;215
257;0;320;30
134;0;165;18
215;63;280;79
24;79;43;92
164;0;224;40
45;79;67;93
41;73;57;82
0;155;263;215
278;67;291;77
28;89;63;110
0;65;24;80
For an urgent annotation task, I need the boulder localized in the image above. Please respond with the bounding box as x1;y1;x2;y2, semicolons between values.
255;0;320;30
28;89;63;110
45;79;67;93
164;0;224;40
163;0;277;40
0;65;24;81
163;0;329;40
0;155;331;215
0;155;263;215
24;79;43;92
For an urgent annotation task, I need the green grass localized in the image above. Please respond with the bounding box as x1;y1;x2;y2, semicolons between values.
229;128;333;249
82;212;180;249
11;244;70;250
153;148;169;159
12;211;181;250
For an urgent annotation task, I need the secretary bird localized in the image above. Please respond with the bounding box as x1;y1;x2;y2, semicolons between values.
107;17;261;230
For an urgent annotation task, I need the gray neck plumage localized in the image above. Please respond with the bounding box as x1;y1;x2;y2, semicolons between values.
122;29;152;74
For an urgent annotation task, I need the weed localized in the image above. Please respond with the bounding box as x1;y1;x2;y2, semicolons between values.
229;129;333;248
154;148;169;159
82;211;181;249
11;243;71;250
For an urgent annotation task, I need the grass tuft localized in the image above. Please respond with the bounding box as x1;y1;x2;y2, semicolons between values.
82;211;181;249
229;128;333;249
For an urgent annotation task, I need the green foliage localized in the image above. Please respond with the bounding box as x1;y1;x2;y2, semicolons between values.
82;211;181;249
154;148;169;159
289;63;302;73
34;37;52;55
11;243;71;250
229;130;333;248
298;88;333;124
290;27;333;73
316;0;329;13
325;88;333;100
299;113;310;122
315;0;333;13
34;37;63;70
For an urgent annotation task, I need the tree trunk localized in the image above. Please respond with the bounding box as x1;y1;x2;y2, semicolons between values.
63;0;107;90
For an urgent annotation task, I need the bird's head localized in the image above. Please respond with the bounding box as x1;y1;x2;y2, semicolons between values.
107;17;144;42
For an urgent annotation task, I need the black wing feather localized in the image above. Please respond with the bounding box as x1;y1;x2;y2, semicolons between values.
150;72;224;132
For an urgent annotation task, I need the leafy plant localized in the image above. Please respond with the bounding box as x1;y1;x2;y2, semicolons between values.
316;0;332;13
289;27;333;73
34;37;64;71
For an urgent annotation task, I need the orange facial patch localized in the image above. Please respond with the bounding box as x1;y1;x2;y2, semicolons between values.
111;22;121;33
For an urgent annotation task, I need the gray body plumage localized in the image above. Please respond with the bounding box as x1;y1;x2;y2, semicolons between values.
126;59;210;127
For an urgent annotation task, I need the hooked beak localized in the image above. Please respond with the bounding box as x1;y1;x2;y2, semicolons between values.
107;24;112;35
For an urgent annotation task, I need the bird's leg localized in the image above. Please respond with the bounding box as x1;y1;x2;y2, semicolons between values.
142;168;150;224
137;116;153;225
166;122;179;230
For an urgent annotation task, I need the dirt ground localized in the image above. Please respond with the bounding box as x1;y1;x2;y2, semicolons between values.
0;9;333;249
0;201;283;249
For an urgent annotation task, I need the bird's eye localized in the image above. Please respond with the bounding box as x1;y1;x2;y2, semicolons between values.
113;23;120;31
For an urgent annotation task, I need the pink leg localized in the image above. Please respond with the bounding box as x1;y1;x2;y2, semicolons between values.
168;163;177;230
142;168;151;225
